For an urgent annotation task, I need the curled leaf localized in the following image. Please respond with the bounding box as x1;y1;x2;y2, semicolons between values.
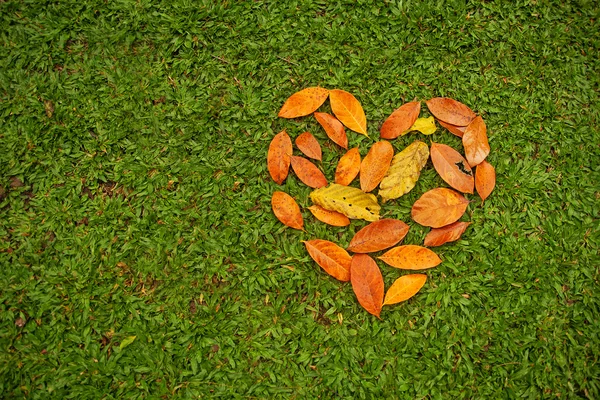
475;160;496;202
308;205;350;227
278;87;329;119
329;89;367;136
379;141;429;202
430;143;474;194
438;120;466;138
360;141;394;193
314;112;348;149
290;156;327;188
424;221;470;247
378;245;441;270
380;101;421;139
426;97;476;126
408;116;437;135
347;219;409;253
310;183;380;222
383;274;427;306
267;130;292;185
335;148;361;186
411;188;469;228
351;254;384;317
295;132;322;161
463;116;490;167
271;191;304;230
304;240;352;281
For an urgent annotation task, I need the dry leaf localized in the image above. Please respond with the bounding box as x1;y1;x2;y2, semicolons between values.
335;148;361;186
350;254;384;317
360;141;394;193
408;117;437;135
380;101;420;139
378;245;441;270
411;188;469;228
267;130;292;185
278;87;329;119
271;191;303;230
379;141;429;202
295;132;322;161
310;183;380;221
424;221;470;247
308;205;350;227
463;116;490;167
329;89;367;136
290;156;327;188
475;160;496;202
347;219;409;253
314;112;348;149
304;240;352;281
426;97;476;126
438;120;466;138
430;143;474;194
383;274;427;306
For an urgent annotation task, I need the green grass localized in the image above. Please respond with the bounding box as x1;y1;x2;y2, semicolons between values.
1;0;599;398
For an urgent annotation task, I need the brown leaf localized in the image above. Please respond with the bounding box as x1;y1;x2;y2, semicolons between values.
290;156;327;188
347;219;409;253
308;205;350;227
329;89;367;136
411;188;469;228
463;116;490;167
424;221;471;247
426;97;476;126
475;160;496;202
430;143;474;194
380;101;421;139
304;240;352;281
383;274;427;306
314;112;348;149
278;87;329;119
271;191;303;230
360;141;394;192
350;254;384;317
295;132;322;161
335;148;361;186
437;120;466;138
267;130;292;185
379;245;441;270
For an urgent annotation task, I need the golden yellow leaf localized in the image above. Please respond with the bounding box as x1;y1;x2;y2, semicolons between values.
408;116;437;135
310;183;380;222
379;141;429;202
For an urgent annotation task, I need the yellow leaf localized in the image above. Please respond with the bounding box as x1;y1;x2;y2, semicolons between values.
408;116;437;135
310;184;380;222
379;141;429;202
119;335;137;350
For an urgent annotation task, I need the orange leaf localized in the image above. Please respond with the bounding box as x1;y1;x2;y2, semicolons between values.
290;156;327;188
271;191;303;230
278;87;329;119
475;160;496;202
426;97;476;126
303;240;352;281
424;221;470;247
335;148;361;186
379;245;441;270
463;116;490;167
350;254;384;317
347;219;409;253
430;143;474;194
314;112;348;149
380;101;421;139
267;130;292;185
383;274;427;306
295;132;322;161
329;89;367;136
411;188;469;228
308;205;350;227
437;120;467;138
360;141;394;192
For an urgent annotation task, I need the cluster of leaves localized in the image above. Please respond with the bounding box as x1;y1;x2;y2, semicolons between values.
268;88;496;317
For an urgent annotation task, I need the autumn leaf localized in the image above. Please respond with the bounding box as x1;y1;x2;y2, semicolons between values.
463;116;490;167
379;141;429;202
430;143;474;194
350;254;384;317
380;101;420;139
378;245;441;270
335;148;361;186
272;191;304;230
308;205;350;227
314;112;348;149
304;240;352;281
290;156;327;188
426;97;476;126
267;130;292;185
475;160;496;202
408;117;437;135
347;219;409;253
278;87;329;119
295;132;322;161
383;274;427;306
310;183;380;221
438;120;466;138
360;141;394;193
411;188;469;228
329;89;367;136
424;221;470;247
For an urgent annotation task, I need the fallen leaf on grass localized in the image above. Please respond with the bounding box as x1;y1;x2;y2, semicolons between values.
314;112;348;149
329;89;367;136
310;184;380;222
411;188;469;228
295;132;322;161
379;245;441;270
308;205;350;227
351;254;384;317
426;97;476;126
278;87;329;118
408;116;437;135
267;130;292;185
360;141;394;193
290;156;327;188
347;219;409;253
272;191;304;230
463;116;490;167
438;120;467;138
304;240;352;281
379;141;429;202
383;274;426;305
430;143;474;194
119;335;137;350
380;101;421;139
424;221;470;247
475;160;496;202
335;148;361;186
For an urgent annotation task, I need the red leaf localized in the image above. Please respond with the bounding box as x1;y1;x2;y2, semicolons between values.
475;160;496;202
350;254;384;317
380;101;421;139
426;97;476;126
360;141;394;192
463;116;490;167
424;222;471;247
267;130;292;185
335;148;361;186
271;191;303;230
304;240;352;281
347;219;409;253
295;132;322;161
430;143;474;194
411;188;469;228
278;87;329;118
290;156;327;188
314;112;348;149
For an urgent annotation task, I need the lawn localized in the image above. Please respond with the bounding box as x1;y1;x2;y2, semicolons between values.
0;0;599;398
